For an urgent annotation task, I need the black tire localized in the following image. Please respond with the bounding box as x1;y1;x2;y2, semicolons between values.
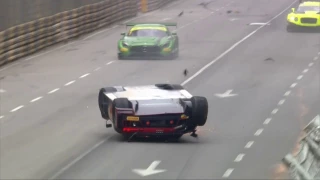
118;53;125;60
112;98;132;132
155;83;184;90
189;96;208;126
98;87;117;120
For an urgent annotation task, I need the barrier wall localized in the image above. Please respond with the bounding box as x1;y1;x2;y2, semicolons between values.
283;115;320;180
0;0;106;32
0;0;175;66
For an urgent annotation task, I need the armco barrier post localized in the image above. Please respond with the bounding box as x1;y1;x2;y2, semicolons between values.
141;0;148;13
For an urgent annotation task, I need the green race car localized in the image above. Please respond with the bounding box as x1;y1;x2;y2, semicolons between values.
286;1;320;32
117;22;179;60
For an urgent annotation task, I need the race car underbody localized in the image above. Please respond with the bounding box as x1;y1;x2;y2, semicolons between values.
98;84;208;141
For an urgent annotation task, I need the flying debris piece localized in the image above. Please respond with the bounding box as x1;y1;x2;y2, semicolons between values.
178;11;184;17
264;57;274;61
183;69;188;76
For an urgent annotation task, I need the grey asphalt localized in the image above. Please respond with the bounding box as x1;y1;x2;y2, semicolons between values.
0;0;319;179
229;56;319;179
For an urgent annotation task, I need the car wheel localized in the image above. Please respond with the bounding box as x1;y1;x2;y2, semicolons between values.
189;96;208;126
98;87;118;120
118;53;124;60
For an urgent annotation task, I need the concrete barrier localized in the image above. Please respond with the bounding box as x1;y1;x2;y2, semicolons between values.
283;115;320;180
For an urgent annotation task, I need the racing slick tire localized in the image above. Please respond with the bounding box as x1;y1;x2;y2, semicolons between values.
98;87;118;120
189;96;208;126
111;98;132;133
118;53;125;60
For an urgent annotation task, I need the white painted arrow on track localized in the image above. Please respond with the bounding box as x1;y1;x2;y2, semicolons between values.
215;89;238;98
132;160;166;177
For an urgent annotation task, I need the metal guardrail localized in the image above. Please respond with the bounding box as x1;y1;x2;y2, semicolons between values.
0;0;175;66
283;115;320;180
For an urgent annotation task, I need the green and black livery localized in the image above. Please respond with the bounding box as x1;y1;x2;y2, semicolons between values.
117;22;179;60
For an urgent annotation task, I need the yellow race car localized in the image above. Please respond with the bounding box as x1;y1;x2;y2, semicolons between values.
287;1;320;31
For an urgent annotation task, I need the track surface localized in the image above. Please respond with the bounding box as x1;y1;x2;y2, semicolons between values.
0;0;319;179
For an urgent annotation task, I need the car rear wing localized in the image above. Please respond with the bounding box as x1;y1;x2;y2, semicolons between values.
125;22;178;27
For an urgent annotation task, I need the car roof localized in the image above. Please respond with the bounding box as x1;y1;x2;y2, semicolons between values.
105;85;193;101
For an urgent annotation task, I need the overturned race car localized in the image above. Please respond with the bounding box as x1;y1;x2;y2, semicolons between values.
98;84;208;141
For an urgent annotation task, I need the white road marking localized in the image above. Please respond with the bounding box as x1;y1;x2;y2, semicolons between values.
229;18;238;21
234;154;245;162
303;69;309;73
222;168;234;178
278;99;285;105
10;105;24;112
93;67;101;71
313;56;318;61
79;73;90;78
245;141;254;148
64;80;75;86
254;128;263;136
132;160;167;176
181;0;297;86
284;91;291;96
263;118;272;125
106;61;114;65
49;138;109;180
0;89;6;93
297;75;303;80
271;108;279;114
214;89;238;98
161;18;171;21
0;116;4;119
30;96;43;102
249;22;269;26
48;88;60;94
290;83;297;88
309;62;314;67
